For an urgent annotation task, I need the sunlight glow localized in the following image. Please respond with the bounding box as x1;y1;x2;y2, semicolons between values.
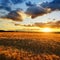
41;28;52;32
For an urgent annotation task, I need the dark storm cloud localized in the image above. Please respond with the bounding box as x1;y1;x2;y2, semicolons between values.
26;0;60;18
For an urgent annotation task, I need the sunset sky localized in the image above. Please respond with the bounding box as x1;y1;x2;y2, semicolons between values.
0;0;60;32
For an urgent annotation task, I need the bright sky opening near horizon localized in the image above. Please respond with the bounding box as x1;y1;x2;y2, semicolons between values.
0;0;60;32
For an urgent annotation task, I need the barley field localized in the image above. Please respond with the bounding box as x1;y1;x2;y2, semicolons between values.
0;32;60;60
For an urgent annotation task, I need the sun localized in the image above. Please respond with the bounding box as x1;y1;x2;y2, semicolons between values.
41;28;52;32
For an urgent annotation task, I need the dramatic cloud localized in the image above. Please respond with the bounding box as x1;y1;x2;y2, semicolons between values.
0;0;27;18
0;0;60;22
26;2;51;18
26;0;60;18
2;10;26;21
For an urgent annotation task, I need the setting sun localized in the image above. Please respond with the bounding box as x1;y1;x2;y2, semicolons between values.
41;28;52;32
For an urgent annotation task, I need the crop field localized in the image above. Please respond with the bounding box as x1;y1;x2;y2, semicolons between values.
0;32;60;60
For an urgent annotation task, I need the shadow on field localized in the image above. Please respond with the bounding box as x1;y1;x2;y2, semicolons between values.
0;38;60;55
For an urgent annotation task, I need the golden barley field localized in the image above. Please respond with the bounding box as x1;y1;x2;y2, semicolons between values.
0;32;60;60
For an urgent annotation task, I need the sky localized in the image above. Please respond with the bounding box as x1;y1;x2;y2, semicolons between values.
0;0;60;31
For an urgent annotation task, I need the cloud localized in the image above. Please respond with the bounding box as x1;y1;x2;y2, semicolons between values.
26;0;60;18
0;0;27;18
26;5;50;18
0;0;26;11
34;21;60;28
12;0;26;4
25;2;51;18
49;21;60;28
41;0;60;10
2;10;26;21
0;6;11;11
26;1;36;6
55;21;60;24
0;0;60;22
53;21;60;28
